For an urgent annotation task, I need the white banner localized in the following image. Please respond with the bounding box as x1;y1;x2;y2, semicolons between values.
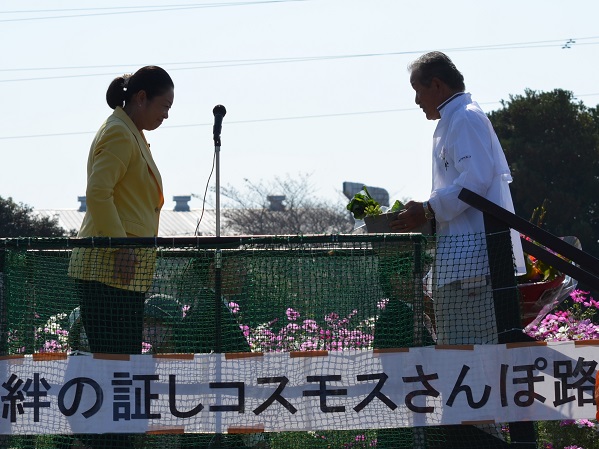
0;340;596;434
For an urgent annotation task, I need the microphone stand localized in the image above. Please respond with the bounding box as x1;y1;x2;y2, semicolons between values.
212;104;226;237
215;145;221;238
212;104;226;344
212;104;226;441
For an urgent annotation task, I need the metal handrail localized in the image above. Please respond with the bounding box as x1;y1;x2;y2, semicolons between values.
458;188;599;290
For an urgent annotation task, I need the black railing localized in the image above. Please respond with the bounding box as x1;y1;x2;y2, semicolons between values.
459;188;599;292
458;187;599;449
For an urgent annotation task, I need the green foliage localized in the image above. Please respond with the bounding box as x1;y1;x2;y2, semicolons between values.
536;419;599;449
0;196;66;237
347;186;404;220
489;89;599;257
346;186;381;220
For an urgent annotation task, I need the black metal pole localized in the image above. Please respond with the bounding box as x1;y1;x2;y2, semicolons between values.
0;248;6;356
467;191;538;448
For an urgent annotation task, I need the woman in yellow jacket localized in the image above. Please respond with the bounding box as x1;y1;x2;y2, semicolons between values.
69;66;174;358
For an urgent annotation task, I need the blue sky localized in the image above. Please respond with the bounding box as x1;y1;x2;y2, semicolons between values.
2;0;599;212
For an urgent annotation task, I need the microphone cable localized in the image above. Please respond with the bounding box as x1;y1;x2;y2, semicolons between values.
193;148;216;236
195;104;226;236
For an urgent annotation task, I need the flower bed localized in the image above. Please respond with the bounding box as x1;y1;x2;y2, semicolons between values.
527;290;599;448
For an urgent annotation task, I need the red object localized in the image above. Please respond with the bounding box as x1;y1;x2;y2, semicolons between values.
518;275;566;326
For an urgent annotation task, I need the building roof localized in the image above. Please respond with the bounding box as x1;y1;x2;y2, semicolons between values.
33;208;221;237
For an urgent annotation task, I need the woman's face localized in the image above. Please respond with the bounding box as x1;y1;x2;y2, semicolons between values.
141;87;174;131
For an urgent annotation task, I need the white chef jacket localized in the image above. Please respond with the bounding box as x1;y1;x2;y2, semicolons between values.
428;93;525;285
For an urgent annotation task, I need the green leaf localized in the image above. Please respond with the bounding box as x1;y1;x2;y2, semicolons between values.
389;200;405;212
346;186;381;220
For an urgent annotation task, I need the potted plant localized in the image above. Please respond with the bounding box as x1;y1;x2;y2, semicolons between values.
518;245;567;326
346;186;430;234
517;201;575;327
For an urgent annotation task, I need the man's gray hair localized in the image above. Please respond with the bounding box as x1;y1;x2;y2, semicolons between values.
408;51;466;91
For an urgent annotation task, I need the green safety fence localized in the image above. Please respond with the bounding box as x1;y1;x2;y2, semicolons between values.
0;233;522;449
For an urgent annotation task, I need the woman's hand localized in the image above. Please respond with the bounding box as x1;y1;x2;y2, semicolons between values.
113;248;138;285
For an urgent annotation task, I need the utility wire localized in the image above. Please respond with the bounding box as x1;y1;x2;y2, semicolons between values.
2;37;599;84
0;107;424;140
0;0;308;22
2;94;599;141
0;3;259;13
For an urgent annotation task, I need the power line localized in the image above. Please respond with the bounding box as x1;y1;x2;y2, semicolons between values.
0;0;308;22
2;37;599;83
3;94;598;141
0;107;418;140
0;3;240;13
0;56;354;73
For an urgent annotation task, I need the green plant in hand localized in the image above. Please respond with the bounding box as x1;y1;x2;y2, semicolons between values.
347;186;404;220
389;199;404;213
363;204;382;217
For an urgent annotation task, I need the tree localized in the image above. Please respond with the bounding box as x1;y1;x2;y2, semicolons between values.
488;89;599;256
217;174;353;235
0;196;67;237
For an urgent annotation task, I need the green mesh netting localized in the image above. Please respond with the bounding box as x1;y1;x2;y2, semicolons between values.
0;232;526;448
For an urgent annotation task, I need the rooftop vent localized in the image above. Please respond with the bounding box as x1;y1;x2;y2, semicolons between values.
267;195;286;211
173;195;191;212
77;196;87;212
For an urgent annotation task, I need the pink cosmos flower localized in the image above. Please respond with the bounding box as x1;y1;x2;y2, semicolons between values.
286;308;300;321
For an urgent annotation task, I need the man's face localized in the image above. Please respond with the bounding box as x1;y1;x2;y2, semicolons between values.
410;71;442;121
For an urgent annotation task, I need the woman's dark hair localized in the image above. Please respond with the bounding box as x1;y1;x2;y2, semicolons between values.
106;65;174;109
408;51;465;91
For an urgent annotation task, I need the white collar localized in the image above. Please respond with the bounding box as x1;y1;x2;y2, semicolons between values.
437;92;466;112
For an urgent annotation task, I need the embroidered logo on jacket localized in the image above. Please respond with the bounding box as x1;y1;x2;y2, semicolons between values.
440;146;449;171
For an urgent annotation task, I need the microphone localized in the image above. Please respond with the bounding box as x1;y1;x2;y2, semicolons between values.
213;104;227;146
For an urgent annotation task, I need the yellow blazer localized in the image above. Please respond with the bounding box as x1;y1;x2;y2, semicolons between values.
69;107;164;292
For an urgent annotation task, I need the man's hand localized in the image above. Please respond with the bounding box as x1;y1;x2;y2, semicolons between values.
113;248;138;285
389;200;427;232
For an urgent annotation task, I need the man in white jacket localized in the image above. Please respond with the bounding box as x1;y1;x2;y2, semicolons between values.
390;51;525;448
392;51;525;345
